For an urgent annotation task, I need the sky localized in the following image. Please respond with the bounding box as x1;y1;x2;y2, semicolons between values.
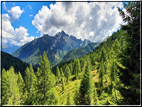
1;1;127;53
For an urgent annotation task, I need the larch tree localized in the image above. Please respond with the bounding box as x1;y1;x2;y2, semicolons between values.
78;59;94;105
56;66;61;84
17;72;26;104
24;64;37;104
2;68;9;105
36;51;57;105
73;58;81;79
68;62;73;75
2;66;21;105
74;82;79;105
60;68;65;92
98;48;106;92
29;64;37;104
64;64;71;83
118;2;140;104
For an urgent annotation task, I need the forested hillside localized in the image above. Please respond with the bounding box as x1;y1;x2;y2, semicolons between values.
1;51;29;77
1;2;140;105
60;42;99;63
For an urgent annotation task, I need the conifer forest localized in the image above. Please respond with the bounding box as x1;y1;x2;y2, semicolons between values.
1;2;141;105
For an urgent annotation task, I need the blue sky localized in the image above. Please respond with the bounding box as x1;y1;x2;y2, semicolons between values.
2;2;55;53
2;2;55;39
1;1;125;54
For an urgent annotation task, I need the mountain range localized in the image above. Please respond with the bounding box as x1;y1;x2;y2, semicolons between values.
12;30;96;67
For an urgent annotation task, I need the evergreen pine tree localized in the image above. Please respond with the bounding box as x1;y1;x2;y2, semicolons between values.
17;72;26;104
78;59;94;105
29;64;37;104
73;59;81;79
118;2;140;104
2;68;9;105
9;67;21;105
36;51;56;105
3;66;21;105
94;82;99;105
60;68;64;77
56;66;61;84
68;62;73;75
24;67;30;91
98;48;106;92
74;82;79;105
109;39;124;102
60;68;65;92
24;64;37;104
64;64;71;83
45;88;58;105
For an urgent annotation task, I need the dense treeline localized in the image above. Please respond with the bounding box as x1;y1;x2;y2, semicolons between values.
2;52;58;105
1;51;29;77
117;2;140;104
2;2;140;105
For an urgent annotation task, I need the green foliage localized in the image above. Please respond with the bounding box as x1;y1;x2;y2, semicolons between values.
17;72;26;104
64;64;71;82
35;51;57;105
61;43;99;63
60;68;64;77
117;2;140;104
2;2;140;105
68;62;73;75
74;82;80;105
24;64;37;104
60;68;65;92
78;59;94;105
56;15;140;104
98;48;107;91
73;59;81;79
66;92;71;105
24;67;30;94
2;68;9;105
56;66;61;84
1;51;29;77
45;88;58;105
93;82;99;105
2;67;20;105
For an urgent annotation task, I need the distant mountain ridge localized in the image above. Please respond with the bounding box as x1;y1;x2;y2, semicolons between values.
60;42;100;63
12;30;92;67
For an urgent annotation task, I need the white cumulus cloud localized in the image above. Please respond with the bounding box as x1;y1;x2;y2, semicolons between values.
2;14;34;47
32;2;125;42
8;6;24;20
